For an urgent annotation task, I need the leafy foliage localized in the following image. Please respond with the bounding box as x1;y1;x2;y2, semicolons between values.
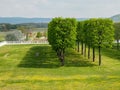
77;18;114;65
48;17;77;65
5;30;24;41
36;32;42;38
114;22;120;49
114;23;120;40
0;24;17;31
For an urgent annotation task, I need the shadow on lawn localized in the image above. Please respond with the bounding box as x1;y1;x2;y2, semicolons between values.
18;45;95;68
102;48;120;61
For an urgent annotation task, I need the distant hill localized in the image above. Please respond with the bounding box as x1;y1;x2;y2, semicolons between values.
0;17;52;24
0;17;88;24
111;14;120;22
1;15;120;24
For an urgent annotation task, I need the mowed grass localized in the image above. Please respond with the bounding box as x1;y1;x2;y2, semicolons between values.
0;34;5;41
0;45;120;90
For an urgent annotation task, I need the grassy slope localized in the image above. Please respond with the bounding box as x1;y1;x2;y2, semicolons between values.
0;45;120;90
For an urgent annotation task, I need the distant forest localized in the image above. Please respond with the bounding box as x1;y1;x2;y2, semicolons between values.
0;23;48;32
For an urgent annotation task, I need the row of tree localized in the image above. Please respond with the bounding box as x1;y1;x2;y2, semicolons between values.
0;23;48;32
48;17;115;66
0;24;17;31
76;18;114;66
114;23;120;50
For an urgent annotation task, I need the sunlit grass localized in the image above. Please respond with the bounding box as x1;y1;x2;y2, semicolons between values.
0;34;5;41
0;45;120;90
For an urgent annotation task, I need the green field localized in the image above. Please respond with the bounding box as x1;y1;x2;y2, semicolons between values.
0;45;120;90
0;33;5;41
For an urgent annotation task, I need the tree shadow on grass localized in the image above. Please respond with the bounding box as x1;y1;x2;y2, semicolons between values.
18;45;60;68
65;49;96;67
18;45;96;68
102;48;120;61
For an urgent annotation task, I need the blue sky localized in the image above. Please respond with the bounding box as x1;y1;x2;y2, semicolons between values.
0;0;120;18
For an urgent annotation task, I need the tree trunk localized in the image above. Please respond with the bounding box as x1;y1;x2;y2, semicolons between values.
60;57;64;66
117;39;119;50
118;41;120;50
93;47;95;62
88;45;90;59
81;42;84;55
77;42;80;52
56;49;60;57
84;43;86;57
98;46;101;66
26;33;29;41
60;49;65;66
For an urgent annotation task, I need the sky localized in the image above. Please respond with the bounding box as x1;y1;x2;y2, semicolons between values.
0;0;120;18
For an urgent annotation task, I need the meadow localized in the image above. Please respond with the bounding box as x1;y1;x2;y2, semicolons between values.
0;44;120;90
0;33;5;41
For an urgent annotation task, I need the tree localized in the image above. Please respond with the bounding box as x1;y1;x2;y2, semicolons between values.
77;18;114;65
36;32;42;38
77;19;96;60
17;26;32;41
17;26;26;33
0;24;10;31
5;30;24;41
43;31;47;38
84;19;98;61
95;18;114;65
48;17;77;66
76;21;84;53
114;23;120;50
84;19;93;59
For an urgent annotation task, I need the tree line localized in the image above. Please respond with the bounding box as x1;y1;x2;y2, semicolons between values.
0;23;48;32
114;22;120;50
48;17;116;66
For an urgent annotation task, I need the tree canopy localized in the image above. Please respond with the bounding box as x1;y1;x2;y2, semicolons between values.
114;22;120;50
48;17;77;66
77;18;114;65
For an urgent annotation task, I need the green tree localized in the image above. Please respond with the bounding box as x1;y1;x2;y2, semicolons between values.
5;31;24;41
48;17;77;66
43;31;47;38
114;23;120;50
77;18;114;65
17;26;27;33
17;26;31;41
76;21;84;53
36;32;42;38
95;18;114;65
84;19;98;61
0;24;11;31
84;19;92;59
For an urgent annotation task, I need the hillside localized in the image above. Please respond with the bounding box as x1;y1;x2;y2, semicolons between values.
0;15;120;24
0;45;120;89
0;17;88;24
0;17;52;24
111;14;120;22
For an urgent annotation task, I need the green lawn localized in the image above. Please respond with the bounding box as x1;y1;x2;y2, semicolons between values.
0;34;5;41
0;45;120;90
